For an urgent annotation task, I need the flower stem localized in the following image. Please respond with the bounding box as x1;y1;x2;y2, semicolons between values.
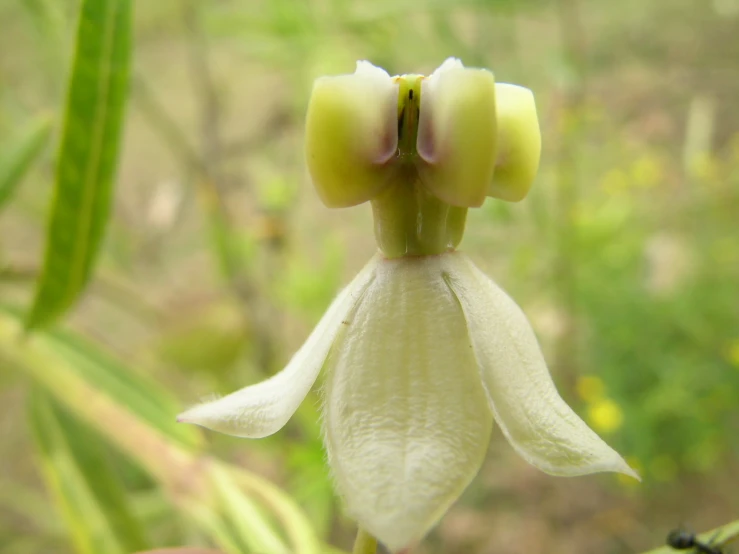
352;527;378;554
639;518;739;554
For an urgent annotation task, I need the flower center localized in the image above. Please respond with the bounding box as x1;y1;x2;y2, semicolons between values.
395;74;423;160
370;75;468;259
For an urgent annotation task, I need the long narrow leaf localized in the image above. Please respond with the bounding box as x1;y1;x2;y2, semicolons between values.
4;305;202;449
0;115;52;211
210;465;289;554
27;0;133;329
0;312;326;554
28;387;149;554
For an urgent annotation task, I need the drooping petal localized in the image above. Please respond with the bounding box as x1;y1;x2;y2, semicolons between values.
417;58;497;208
305;61;399;208
441;253;639;480
488;84;541;202
177;256;379;438
324;256;494;552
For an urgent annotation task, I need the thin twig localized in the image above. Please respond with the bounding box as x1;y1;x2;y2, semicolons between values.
131;75;207;176
551;0;589;386
179;0;278;373
0;262;165;324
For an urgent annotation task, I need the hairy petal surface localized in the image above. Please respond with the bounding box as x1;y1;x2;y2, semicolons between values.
177;256;379;437
324;255;493;552
442;253;639;479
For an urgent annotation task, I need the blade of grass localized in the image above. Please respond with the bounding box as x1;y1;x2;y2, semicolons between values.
0;114;53;211
6;304;201;449
28;387;149;554
0;312;318;553
210;464;289;554
27;0;133;329
226;462;322;554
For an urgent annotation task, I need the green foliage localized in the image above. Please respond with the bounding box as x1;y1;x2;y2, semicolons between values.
0;114;52;211
42;317;204;449
567;144;739;482
28;387;149;554
0;310;329;554
1;0;738;552
27;0;133;330
155;302;248;375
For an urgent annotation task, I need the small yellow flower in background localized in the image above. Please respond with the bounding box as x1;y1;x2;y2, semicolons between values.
576;374;605;402
178;58;638;553
587;397;624;434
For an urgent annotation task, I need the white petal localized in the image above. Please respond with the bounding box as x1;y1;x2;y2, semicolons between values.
429;57;465;79
441;253;639;480
355;60;391;79
178;256;379;438
324;256;493;552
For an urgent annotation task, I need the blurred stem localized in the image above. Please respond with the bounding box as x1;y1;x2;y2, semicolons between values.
182;0;222;173
226;462;323;554
0;262;165;325
181;0;280;374
352;527;377;554
552;0;588;386
131;75;206;176
639;519;739;554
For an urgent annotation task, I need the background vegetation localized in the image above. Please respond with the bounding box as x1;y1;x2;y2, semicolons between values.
0;0;738;552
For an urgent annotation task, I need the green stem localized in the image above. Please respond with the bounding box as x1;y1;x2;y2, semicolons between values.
352;527;378;554
640;519;739;554
370;175;468;258
369;74;468;258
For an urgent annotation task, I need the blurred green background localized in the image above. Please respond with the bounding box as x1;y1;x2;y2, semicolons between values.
1;0;738;553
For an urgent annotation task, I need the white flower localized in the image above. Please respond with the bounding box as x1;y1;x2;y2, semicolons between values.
178;59;638;553
178;253;638;551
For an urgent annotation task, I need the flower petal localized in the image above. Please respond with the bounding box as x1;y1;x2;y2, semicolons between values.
305;61;399;208
442;253;639;480
324;256;494;552
488;84;541;202
177;256;379;438
417;59;497;208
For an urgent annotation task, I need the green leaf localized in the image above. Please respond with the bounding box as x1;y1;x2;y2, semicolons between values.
3;304;202;449
27;0;133;330
0;311;326;554
0;114;53;211
28;387;149;554
210;465;290;554
19;0;69;57
50;328;204;450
